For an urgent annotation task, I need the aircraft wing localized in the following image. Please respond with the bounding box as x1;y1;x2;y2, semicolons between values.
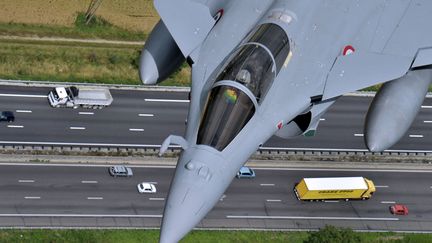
323;0;432;100
154;0;216;58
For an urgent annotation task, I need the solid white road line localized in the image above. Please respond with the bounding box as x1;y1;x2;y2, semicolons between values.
0;213;162;218
226;215;399;221
149;198;165;201
381;201;396;204
409;134;423;138
354;133;364;137
87;197;103;200
375;185;389;188
144;98;189;103
24;196;40;199
266;199;282;202
7;125;23;128
138;114;154;117
81;181;98;184
260;184;275;186
70;127;85;130
16;110;32;113
18;180;35;183
421;105;432;109
424;121;432;123
129;128;144;132
79;112;94;115
0;94;47;98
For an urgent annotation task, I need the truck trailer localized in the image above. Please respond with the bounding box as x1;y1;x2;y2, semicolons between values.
48;86;113;109
294;177;376;201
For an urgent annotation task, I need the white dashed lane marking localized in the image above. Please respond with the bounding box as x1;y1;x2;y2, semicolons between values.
7;125;23;128
144;99;189;103
87;197;103;200
18;180;35;183
138;114;154;117
70;127;86;130
409;135;423;138
81;181;98;184
149;198;165;201
16;110;32;113
129;128;144;132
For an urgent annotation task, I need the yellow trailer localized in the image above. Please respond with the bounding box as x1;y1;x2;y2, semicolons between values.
294;177;376;201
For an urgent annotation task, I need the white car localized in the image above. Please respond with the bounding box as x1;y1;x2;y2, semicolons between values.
137;182;157;194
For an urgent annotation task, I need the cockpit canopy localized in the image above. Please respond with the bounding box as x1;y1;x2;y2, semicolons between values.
197;23;290;151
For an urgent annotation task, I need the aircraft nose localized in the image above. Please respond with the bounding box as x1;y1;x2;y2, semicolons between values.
139;49;159;85
159;150;233;243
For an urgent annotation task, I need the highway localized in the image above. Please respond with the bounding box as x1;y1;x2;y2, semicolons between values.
0;162;430;231
0;85;431;151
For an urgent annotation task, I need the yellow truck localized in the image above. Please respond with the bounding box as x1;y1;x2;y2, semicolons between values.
294;177;376;201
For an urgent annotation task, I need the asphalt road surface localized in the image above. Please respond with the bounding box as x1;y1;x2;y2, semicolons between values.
0;163;430;232
0;85;431;151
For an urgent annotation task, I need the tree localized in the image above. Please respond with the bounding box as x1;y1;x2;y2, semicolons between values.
304;225;362;243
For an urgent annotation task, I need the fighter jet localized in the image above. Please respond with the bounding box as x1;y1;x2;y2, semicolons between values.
139;0;432;242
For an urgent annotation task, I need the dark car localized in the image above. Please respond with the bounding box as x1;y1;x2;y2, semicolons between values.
389;204;408;215
236;166;256;179
108;166;133;177
0;111;14;122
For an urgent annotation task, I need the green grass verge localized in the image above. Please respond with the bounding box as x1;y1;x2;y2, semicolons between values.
0;13;147;41
0;229;431;243
0;39;191;86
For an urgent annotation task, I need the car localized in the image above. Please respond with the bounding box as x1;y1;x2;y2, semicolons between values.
137;182;157;193
236;166;255;179
108;166;133;177
0;111;14;122
389;204;409;215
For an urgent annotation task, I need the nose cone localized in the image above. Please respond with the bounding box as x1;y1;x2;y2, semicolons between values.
139;49;159;85
159;149;233;243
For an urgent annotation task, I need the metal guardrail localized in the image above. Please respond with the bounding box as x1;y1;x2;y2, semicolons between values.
1;143;431;157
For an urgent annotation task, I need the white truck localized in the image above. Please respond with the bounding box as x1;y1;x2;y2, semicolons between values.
48;86;113;109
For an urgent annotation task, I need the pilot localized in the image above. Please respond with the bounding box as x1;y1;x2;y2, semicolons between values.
236;69;255;91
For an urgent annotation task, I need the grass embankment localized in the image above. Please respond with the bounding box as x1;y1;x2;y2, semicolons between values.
0;39;191;86
0;229;431;243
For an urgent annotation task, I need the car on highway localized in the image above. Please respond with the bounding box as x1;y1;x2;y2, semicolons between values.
389;204;409;215
137;182;157;193
236;166;255;179
0;111;14;122
109;166;133;177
